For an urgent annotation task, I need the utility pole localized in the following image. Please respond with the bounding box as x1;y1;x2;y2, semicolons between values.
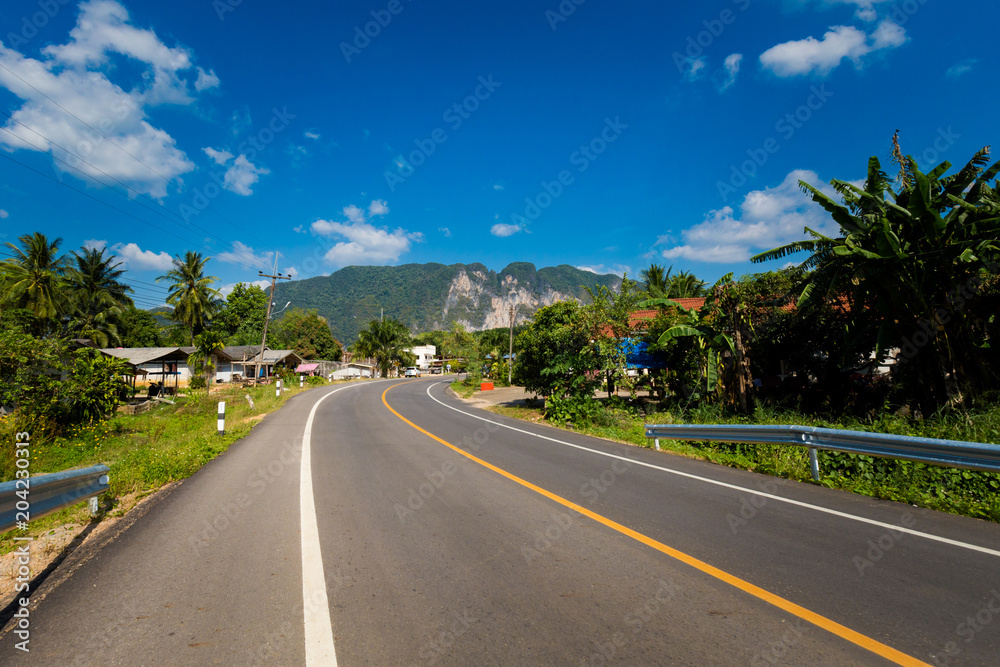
508;304;515;385
254;262;292;384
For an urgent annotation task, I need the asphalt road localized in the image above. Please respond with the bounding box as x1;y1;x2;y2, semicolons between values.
3;378;1000;665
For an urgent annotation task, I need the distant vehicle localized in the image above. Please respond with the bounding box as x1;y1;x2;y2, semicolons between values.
404;367;421;377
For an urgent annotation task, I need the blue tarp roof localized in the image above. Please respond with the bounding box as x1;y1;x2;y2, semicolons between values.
620;338;668;369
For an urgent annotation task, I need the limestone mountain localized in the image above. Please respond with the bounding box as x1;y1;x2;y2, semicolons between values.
272;262;621;343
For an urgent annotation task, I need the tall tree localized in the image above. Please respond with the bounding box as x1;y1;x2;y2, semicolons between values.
216;282;271;346
641;263;671;298
119;305;163;347
354;318;413;378
65;246;133;346
272;308;342;360
157;251;221;345
583;277;640;397
0;232;70;332
188;330;229;393
753;145;1000;410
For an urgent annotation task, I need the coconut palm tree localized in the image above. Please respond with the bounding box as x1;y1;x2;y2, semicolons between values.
157;251;221;345
640;263;671;298
354;318;413;378
64;247;134;346
0;232;70;332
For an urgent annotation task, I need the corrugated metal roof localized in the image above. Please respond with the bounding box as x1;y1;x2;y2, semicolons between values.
100;347;191;365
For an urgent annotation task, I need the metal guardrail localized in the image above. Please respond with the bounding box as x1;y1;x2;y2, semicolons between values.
0;465;110;534
644;424;1000;480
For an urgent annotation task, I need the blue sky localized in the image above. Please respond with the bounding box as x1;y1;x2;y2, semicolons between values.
0;0;995;309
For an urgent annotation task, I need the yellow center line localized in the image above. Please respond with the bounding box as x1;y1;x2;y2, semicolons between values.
382;383;931;667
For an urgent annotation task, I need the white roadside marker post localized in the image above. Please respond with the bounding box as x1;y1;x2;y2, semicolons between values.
300;375;303;388
276;380;281;398
218;401;226;436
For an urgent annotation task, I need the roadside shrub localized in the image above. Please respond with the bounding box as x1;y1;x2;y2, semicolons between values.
545;396;601;427
306;375;326;386
189;376;207;390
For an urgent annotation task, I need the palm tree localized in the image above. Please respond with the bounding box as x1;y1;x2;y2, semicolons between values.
188;330;228;393
667;270;708;298
641;263;671;299
157;251;221;345
354;318;413;378
0;232;70;332
752;144;1000;409
65;247;133;346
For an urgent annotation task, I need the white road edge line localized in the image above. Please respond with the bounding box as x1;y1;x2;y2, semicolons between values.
427;383;1000;559
299;379;398;665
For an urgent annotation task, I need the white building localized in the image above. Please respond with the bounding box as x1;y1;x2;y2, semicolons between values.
406;345;436;370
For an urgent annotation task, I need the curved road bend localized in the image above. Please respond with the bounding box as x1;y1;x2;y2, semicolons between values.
4;378;1000;665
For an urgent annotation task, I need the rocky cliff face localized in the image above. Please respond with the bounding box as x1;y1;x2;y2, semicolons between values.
440;268;574;330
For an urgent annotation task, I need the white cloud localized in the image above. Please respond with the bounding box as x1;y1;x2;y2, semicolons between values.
0;209;8;219
682;57;707;82
787;0;893;20
111;242;173;270
203;146;233;165
223;155;269;195
219;279;270;297
946;58;978;78
310;200;418;266
194;67;220;92
577;264;631;277
293;225;305;234
493;184;504;191
230;107;252;136
760;20;906;77
491;223;522;238
717;53;743;92
216;240;273;270
313;219;422;266
283;266;299;279
658;169;841;263
304;131;320;140
83;238;106;250
439;227;452;237
0;0;214;198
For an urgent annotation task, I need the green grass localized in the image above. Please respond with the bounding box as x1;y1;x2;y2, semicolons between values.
449;378;477;399
0;380;350;556
489;399;1000;523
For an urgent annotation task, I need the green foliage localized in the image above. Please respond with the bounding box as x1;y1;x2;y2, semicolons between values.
753;145;1000;411
215;282;271;346
188;330;228;392
119;306;163;347
583;277;641;396
544;395;601;426
513;301;597;399
189;376;207;389
306;375;327;387
272;307;343;360
354;318;413;377
0;232;71;334
0;330;128;437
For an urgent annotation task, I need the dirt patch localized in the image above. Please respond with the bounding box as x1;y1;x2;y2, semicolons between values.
240;413;268;424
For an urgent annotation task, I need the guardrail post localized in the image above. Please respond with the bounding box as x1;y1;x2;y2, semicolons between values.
809;447;820;481
654;438;660;451
217;401;225;436
89;496;99;517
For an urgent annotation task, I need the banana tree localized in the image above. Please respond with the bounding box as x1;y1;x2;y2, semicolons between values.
639;274;736;401
752;143;1000;410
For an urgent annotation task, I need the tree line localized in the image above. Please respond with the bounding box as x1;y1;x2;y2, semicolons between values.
513;143;1000;419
